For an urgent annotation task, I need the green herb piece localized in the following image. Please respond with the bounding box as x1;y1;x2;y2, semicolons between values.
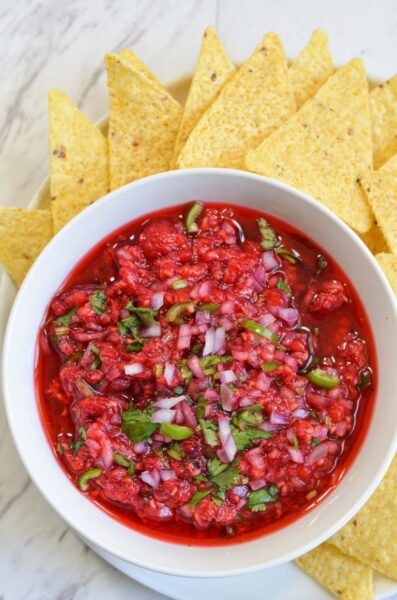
207;457;229;477
54;326;69;336
358;368;372;390
122;407;157;442
173;386;184;395
167;442;185;461
55;307;77;326
261;361;281;373
199;419;218;447
316;254;328;275
71;439;84;454
185;202;203;233
248;488;277;511
159;423;194;440
276;278;291;297
258;217;278;250
211;461;240;491
75;379;95;397
179;361;193;383
166;301;195;324
118;315;144;344
155;364;163;377
312;437;321;447
292;434;299;449
125;342;142;353
114;452;135;475
78;468;102;491
91;356;102;370
172;279;188;290
197;302;218;313
194;474;208;484
91;291;107;315
234;404;264;427
241;319;278;343
231;427;272;451
200;355;233;368
268;484;279;497
212;488;226;506
197;396;207;420
309;410;320;422
125;301;159;326
308;368;340;389
275;247;298;264
189;488;212;507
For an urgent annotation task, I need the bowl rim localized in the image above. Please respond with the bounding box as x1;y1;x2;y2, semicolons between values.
2;167;397;578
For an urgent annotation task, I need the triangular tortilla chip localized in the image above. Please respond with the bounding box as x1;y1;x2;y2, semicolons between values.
106;53;182;190
289;29;333;109
376;253;397;295
118;48;163;89
296;543;373;600
369;75;397;168
380;149;397;176
171;27;236;166
360;170;397;253
358;224;388;255
0;208;53;286
176;32;296;170
49;90;109;233
246;59;373;233
330;455;397;580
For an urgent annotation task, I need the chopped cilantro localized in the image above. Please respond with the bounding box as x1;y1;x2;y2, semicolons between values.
275;247;298;264
189;488;212;507
118;315;144;345
197;396;207;420
211;461;240;491
312;437;321;447
173;386;184;395
207;457;229;477
199;419;218;447
91;291;107;315
258;217;278;250
125;342;142;353
193;474;208;484
231;426;272;451
126;301;159;326
167;442;185;461
55;307;77;326
248;487;277;512
200;355;233;368
122;406;157;442
276;279;291;297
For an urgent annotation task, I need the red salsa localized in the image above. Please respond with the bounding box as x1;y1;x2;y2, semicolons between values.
36;202;376;545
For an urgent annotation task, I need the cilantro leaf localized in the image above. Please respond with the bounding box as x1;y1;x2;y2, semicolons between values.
167;442;185;460
311;437;321;447
207;457;229;477
258;218;278;250
126;301;159;326
189;488;212;507
118;315;144;345
248;488;277;511
199;419;218;447
211;462;240;491
122;407;157;442
197;396;206;420
55;307;77;326
91;291;107;315
231;426;272;451
276;278;291;297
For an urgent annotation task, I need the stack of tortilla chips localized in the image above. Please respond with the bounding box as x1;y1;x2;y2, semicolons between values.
0;27;396;599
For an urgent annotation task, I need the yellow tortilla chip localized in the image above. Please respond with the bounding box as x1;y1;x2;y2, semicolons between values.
296;543;373;600
106;53;182;190
369;75;397;168
330;454;397;580
176;32;296;170
380;150;397;177
376;253;397;295
0;208;53;286
172;27;235;166
290;29;333;109
360;170;397;254
118;48;163;89
358;223;388;254
246;59;373;233
49;90;109;233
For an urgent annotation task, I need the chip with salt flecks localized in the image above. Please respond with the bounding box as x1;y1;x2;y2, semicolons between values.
369;75;397;169
49;90;109;233
289;29;333;109
176;32;296;170
106;53;182;191
380;149;397;177
295;542;373;600
171;27;236;166
360;170;397;254
358;223;388;255
0;208;53;286
376;253;397;295
118;48;163;90
330;454;397;580
246;59;373;233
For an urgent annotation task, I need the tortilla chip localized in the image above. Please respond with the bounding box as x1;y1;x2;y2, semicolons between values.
369;75;397;168
172;27;236;166
0;208;53;286
375;253;397;295
118;48;163;89
330;454;397;580
49;90;109;233
296;543;373;600
246;59;373;233
360;170;397;254
176;32;296;170
358;223;388;254
380;150;397;177
106;53;182;190
290;29;333;109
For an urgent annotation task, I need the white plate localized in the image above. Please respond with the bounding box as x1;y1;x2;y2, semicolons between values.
0;73;396;600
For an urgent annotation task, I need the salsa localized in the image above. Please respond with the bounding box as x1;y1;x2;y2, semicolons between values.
36;202;376;545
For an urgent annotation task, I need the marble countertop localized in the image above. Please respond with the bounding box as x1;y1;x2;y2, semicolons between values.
1;1;397;598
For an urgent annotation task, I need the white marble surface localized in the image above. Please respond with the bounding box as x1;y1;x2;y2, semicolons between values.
1;1;397;598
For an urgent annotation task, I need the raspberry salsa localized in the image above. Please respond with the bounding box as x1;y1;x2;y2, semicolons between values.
36;202;375;545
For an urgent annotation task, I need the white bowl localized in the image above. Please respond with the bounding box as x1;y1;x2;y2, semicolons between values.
3;169;397;577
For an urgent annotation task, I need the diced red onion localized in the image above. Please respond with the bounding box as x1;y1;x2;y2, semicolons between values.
188;356;205;379
255;372;270;392
258;313;276;328
262;250;279;271
250;479;267;491
312;424;328;440
239;397;255;407
181;400;197;429
140;323;161;338
150;291;164;310
259;421;282;433
85;438;100;452
133;441;148;454
269;306;299;328
233;485;249;498
284;355;298;372
232;349;250;362
160;469;177;481
217;416;237;463
254;266;266;287
124;363;144;376
196;310;210;325
164;362;175;386
203;388;219;402
220;301;234;315
220;369;236;384
307;443;329;465
175;407;184;424
220;316;234;331
177;324;191;350
246;447;265;469
214;327;225;354
203;327;216;356
287;446;305;463
151;408;175;423
178;504;194;522
325;440;340;454
220;384;237;412
293;407;309;419
198;281;211;298
140;470;160;488
270;411;289;425
154;395;186;409
98;438;114;470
